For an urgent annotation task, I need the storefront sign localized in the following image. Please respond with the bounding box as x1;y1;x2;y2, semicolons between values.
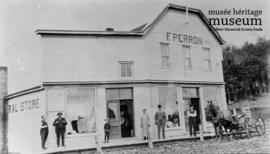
8;98;40;113
166;32;203;45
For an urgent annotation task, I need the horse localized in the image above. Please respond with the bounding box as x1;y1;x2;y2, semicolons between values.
205;101;249;139
205;101;223;138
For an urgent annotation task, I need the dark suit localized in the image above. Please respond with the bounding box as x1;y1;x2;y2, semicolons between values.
53;117;67;147
104;122;111;142
40;120;48;149
155;110;166;139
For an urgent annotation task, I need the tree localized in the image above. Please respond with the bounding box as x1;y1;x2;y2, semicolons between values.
222;37;270;101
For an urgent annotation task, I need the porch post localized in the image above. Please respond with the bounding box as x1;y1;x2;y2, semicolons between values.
198;87;205;139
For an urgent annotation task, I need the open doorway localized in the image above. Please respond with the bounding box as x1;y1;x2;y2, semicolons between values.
120;99;133;137
182;87;201;133
106;88;134;138
190;98;201;131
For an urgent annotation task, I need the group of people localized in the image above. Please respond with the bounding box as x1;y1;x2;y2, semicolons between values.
40;104;200;149
139;104;198;141
40;112;67;150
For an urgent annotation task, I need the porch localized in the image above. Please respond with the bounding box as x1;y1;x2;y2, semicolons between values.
42;132;215;154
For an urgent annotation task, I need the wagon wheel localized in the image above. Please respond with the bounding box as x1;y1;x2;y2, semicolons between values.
255;117;265;136
233;127;242;138
244;119;251;138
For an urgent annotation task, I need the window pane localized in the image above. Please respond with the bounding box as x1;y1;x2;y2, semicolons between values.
204;60;211;71
120;62;133;77
120;88;133;99
203;48;211;71
184;59;191;69
107;89;119;100
108;102;119;121
162;57;169;67
161;43;170;67
208;60;211;70
160;43;169;56
182;88;198;98
66;88;96;134
158;87;180;128
126;64;132;77
183;46;190;58
121;64;126;77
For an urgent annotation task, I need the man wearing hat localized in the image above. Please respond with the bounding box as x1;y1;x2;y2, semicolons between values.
155;105;166;139
53;112;67;147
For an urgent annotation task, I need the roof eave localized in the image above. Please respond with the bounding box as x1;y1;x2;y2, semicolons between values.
35;30;144;36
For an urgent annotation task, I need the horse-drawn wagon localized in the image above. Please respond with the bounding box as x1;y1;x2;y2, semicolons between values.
205;102;266;139
233;106;266;137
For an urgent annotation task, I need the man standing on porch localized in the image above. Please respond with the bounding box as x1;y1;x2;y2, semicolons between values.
155;105;166;139
53;112;67;147
188;105;197;137
140;109;150;140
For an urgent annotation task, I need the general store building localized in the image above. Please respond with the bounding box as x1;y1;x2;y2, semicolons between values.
7;4;226;154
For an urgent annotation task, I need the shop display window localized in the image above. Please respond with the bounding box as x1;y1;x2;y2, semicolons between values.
158;86;180;128
66;87;96;134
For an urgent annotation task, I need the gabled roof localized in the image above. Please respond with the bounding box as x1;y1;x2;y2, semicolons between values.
36;3;224;44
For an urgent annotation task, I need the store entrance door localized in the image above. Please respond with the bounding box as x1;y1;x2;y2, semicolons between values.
182;87;201;134
106;88;134;138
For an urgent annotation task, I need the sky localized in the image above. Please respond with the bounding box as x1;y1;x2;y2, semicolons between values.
0;0;269;93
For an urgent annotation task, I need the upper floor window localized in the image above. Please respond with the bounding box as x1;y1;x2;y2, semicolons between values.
203;47;211;71
119;61;133;77
160;42;170;67
183;45;192;70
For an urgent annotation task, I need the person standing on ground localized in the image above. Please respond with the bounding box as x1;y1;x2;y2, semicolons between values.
228;100;237;121
40;115;49;150
155;105;166;139
140;108;150;140
188;105;197;137
53;112;67;147
104;118;111;143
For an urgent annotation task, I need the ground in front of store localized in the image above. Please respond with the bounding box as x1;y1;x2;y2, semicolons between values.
99;128;269;154
99;94;270;154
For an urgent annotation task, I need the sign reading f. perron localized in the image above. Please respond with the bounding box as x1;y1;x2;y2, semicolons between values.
166;32;203;45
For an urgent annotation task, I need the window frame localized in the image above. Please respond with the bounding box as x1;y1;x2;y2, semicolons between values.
119;61;134;78
160;42;170;68
157;86;182;130
65;87;97;136
183;45;192;70
203;47;211;71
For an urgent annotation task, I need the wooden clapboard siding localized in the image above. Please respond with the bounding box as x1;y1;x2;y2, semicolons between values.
40;9;224;84
8;90;45;154
46;88;65;148
41;36;148;82
145;9;224;82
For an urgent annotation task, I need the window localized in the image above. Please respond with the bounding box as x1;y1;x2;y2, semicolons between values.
160;42;170;67
66;88;96;135
120;61;133;77
158;87;180;128
203;48;211;71
183;45;192;70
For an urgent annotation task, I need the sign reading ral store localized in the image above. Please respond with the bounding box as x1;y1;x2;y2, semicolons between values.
166;32;203;45
8;98;40;113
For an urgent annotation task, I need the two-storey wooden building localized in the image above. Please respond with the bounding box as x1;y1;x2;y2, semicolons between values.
7;4;226;154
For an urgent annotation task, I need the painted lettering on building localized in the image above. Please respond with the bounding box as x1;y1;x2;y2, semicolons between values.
166;32;203;45
8;98;40;113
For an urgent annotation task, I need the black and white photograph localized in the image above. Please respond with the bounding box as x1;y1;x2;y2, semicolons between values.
0;0;269;153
